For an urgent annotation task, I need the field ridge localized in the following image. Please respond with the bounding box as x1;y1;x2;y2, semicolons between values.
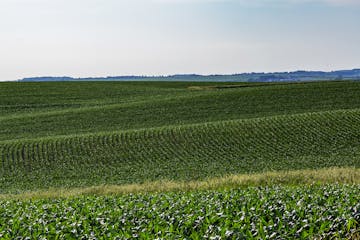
0;91;211;121
1;81;360;238
1;107;360;193
1;107;359;144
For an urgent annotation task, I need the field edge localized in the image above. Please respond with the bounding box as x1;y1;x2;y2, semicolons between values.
1;167;359;200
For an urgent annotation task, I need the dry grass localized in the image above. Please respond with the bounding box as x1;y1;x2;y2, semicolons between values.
1;167;359;200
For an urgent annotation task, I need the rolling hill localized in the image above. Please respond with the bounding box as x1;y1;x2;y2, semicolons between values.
1;80;360;238
0;81;360;193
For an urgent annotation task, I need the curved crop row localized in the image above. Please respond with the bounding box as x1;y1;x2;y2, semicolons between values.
2;81;360;142
0;109;360;193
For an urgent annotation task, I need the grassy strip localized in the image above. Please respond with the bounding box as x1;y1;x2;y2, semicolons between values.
1;167;359;200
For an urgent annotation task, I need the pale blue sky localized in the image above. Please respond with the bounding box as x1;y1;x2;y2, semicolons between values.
1;0;360;81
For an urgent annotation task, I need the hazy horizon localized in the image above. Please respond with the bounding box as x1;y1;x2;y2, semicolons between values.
1;0;360;81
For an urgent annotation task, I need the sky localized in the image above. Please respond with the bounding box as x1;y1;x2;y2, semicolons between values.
0;0;360;81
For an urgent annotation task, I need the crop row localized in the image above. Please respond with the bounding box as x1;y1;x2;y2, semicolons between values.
0;185;359;239
0;109;360;193
0;81;197;116
2;81;360;141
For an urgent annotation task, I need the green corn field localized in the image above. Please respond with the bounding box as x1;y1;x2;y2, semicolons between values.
0;80;359;238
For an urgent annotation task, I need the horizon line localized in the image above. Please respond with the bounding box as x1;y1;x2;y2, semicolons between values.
6;67;359;82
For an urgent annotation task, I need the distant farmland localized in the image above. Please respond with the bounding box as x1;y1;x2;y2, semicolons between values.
0;81;359;238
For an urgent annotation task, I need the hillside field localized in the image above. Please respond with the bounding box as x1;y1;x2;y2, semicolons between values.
0;80;359;238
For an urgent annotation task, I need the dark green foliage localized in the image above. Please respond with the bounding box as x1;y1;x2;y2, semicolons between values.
1;81;360;193
1;109;360;193
1;81;360;141
1;81;360;238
